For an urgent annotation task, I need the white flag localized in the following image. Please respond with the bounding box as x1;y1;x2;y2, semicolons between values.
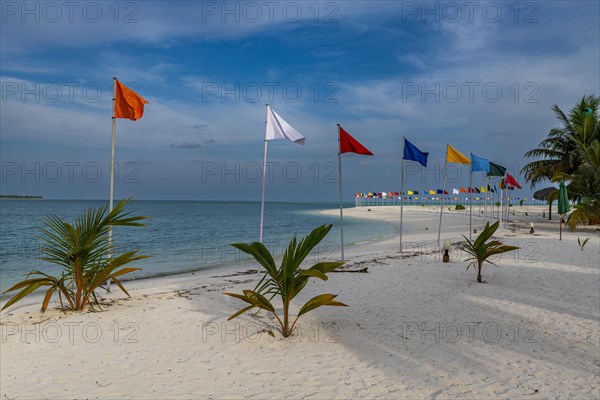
452;188;459;195
265;105;305;145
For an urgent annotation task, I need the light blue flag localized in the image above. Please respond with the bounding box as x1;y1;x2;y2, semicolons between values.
471;153;490;172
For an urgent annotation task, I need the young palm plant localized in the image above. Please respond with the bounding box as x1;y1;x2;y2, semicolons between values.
2;198;148;312
224;224;347;337
461;221;519;283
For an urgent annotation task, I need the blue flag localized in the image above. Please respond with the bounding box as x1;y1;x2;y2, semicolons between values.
471;153;490;172
403;138;429;167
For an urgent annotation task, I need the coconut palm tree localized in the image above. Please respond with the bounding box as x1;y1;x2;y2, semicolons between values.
522;96;599;187
562;139;600;228
522;96;600;228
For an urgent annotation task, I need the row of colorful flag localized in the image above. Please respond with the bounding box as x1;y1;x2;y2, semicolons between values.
355;185;505;198
109;80;520;251
110;79;521;189
356;195;529;201
402;139;522;188
111;78;522;192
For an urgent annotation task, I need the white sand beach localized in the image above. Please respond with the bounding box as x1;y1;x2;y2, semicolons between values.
1;207;599;399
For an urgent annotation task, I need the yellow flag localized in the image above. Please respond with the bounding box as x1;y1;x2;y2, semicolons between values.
480;186;487;193
446;145;471;164
429;189;436;195
408;190;414;195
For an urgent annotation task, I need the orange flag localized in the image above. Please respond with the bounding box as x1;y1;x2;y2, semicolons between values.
114;79;149;121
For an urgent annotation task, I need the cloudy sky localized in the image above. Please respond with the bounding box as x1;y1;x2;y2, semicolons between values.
1;1;598;201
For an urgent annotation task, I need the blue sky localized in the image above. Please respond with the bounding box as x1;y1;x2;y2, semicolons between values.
1;1;599;201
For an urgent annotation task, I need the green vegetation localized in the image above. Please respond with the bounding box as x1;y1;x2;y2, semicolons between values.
455;204;465;210
523;96;600;229
577;237;591;251
2;199;148;313
461;221;519;283
225;224;347;337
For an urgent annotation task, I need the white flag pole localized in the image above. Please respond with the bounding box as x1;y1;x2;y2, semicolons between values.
437;144;448;247
337;124;345;261
469;167;473;241
259;104;269;243
109;77;116;214
493;182;496;219
483;176;486;221
400;137;405;253
492;181;495;219
499;177;504;229
506;185;511;224
107;77;117;292
259;140;268;242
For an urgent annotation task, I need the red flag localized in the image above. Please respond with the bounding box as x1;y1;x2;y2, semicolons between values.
339;126;373;155
114;79;149;121
505;173;522;189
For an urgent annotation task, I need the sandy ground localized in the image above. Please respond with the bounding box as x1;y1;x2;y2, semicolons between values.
1;206;599;399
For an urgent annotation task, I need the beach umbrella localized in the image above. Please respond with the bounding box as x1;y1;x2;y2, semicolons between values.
534;187;559;220
533;187;558;201
558;181;570;240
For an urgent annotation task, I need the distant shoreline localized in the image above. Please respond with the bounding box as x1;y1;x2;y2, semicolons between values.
0;195;43;200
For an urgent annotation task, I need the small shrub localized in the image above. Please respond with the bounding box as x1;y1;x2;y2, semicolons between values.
2;199;148;312
577;237;591;251
461;221;519;283
225;224;347;337
455;204;466;210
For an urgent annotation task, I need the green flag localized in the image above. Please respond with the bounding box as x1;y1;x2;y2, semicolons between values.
488;162;506;177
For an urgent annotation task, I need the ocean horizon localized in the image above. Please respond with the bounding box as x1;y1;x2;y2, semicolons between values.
0;199;397;293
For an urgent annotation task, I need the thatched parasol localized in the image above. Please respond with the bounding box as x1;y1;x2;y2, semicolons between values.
533;187;559;220
533;187;558;201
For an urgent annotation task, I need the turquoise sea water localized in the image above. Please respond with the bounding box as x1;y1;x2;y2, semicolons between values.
0;200;397;293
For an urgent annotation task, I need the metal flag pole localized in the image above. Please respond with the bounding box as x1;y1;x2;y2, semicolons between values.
109;77;117;215
259;104;269;243
337;124;345;261
437;144;448;247
484;176;488;222
490;181;493;219
483;178;492;223
506;187;511;223
499;177;504;229
495;181;499;219
399;137;405;253
469;168;473;241
106;77;118;292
